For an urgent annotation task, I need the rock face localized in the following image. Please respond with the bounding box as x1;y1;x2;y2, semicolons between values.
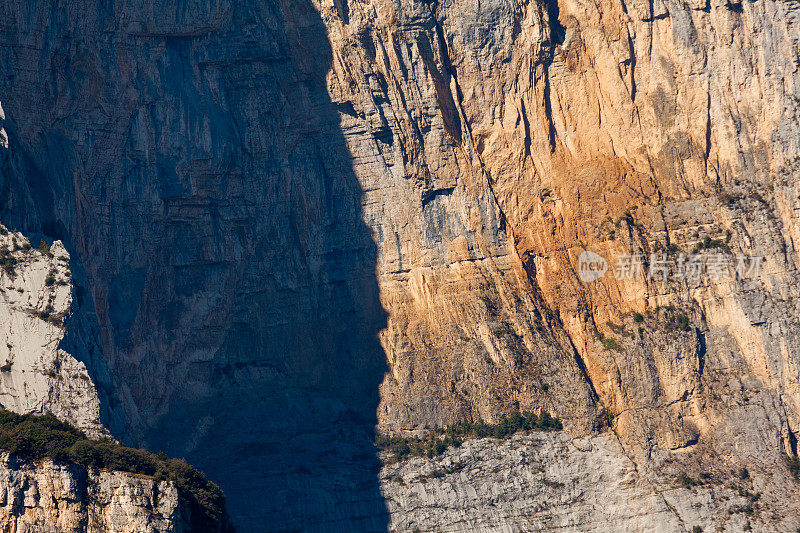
0;451;186;532
0;227;106;438
0;0;799;530
381;431;800;532
0;227;223;532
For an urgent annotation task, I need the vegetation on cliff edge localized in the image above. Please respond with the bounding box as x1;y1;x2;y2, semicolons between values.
377;410;563;463
0;409;228;532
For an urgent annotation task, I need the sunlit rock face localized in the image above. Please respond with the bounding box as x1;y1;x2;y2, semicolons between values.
0;229;107;438
0;452;188;532
0;0;799;530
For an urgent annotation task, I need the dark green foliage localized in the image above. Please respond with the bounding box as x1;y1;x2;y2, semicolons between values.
377;410;563;464
665;313;691;332
0;247;17;277
736;503;755;516
606;321;633;339
785;454;800;479
0;410;81;462
0;409;226;532
692;526;703;533
44;270;56;286
37;240;52;257
36;303;62;327
602;337;624;352
632;312;644;323
426;468;444;479
692;235;727;254
677;472;698;488
0;362;12;372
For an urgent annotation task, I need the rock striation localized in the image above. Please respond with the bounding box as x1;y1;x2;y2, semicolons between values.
0;0;799;530
0;226;106;438
0;451;186;532
381;431;800;532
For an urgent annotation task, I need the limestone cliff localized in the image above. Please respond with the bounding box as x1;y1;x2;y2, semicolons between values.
0;223;228;532
0;0;799;531
381;432;799;532
0;225;106;438
0;452;187;532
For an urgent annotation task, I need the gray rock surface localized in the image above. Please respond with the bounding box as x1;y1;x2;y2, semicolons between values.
0;452;185;532
381;431;800;532
0;226;106;438
0;0;799;531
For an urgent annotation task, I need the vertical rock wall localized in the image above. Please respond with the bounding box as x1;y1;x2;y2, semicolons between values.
0;0;799;530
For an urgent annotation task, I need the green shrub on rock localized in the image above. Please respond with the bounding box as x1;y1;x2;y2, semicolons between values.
377;410;563;463
0;409;228;532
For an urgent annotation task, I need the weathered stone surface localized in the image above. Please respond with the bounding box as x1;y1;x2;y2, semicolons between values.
0;0;799;530
0;452;185;532
0;227;106;438
381;431;800;532
431;0;800;461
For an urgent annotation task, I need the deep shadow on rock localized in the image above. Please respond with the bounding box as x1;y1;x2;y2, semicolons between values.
0;1;391;530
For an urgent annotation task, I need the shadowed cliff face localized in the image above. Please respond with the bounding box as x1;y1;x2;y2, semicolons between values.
3;0;800;530
0;0;389;530
0;0;603;474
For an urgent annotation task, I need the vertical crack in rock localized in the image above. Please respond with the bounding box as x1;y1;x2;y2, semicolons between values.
1;0;800;530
